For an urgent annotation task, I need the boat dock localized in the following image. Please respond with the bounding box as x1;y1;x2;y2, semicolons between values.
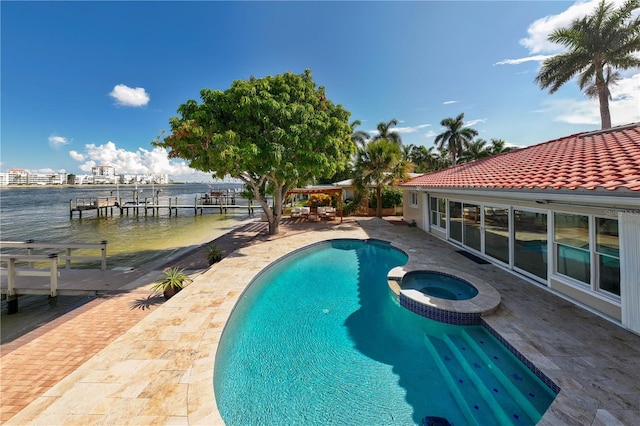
69;194;258;218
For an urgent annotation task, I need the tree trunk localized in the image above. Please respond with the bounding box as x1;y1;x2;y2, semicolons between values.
597;80;612;129
267;184;285;235
376;185;383;218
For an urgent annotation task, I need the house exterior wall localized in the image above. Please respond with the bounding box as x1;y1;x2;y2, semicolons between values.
402;190;425;229
402;187;638;330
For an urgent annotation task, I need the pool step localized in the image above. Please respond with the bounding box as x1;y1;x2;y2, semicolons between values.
422;335;480;425
440;334;512;424
458;329;542;422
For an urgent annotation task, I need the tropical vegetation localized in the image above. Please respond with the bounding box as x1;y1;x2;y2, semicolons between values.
434;113;479;166
353;138;410;217
535;0;640;129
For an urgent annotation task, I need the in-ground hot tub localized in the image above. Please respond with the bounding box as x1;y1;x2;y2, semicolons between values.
388;267;501;325
402;271;479;300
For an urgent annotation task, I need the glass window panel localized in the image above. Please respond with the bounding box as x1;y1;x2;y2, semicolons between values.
438;198;447;229
484;206;509;264
599;254;620;296
449;201;462;242
463;203;481;251
554;213;589;249
514;210;548;280
596;218;619;257
557;245;590;284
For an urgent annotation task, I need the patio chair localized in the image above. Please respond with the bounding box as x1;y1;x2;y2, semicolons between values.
291;207;302;218
301;207;310;217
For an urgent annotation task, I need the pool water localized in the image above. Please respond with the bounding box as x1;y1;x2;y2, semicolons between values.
214;239;556;425
403;272;479;300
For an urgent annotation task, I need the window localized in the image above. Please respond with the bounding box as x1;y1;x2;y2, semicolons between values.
410;192;419;208
554;213;590;284
596;217;620;296
514;210;548;280
484;206;509;264
448;201;462;242
463;203;481;251
429;197;446;229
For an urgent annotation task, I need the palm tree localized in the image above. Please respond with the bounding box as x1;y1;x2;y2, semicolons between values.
350;119;370;149
488;138;515;155
434;113;478;166
534;0;640;129
372;119;402;146
353;138;409;217
459;139;490;163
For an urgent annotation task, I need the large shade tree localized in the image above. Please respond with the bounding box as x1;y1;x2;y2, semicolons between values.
434;113;479;166
155;70;353;235
353;138;410;218
535;0;640;129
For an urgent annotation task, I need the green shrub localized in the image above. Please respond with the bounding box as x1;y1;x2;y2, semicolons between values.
369;188;403;209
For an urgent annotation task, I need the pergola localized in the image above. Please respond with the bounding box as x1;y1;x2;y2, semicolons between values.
285;185;344;223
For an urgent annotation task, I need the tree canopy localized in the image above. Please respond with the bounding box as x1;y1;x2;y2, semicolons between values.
154;70;354;234
535;0;640;129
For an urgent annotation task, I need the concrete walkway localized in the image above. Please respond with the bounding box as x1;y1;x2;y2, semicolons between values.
2;217;640;425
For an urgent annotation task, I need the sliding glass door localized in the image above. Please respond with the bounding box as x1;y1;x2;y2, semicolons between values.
484;206;509;264
514;210;548;280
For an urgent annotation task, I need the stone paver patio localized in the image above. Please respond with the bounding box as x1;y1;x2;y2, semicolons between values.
2;217;639;425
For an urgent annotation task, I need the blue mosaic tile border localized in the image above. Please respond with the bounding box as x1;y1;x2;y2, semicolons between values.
481;319;560;395
399;294;482;326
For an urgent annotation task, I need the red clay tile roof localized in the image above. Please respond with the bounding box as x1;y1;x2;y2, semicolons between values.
401;123;640;192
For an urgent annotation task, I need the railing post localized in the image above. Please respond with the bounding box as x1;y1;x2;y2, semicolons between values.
66;248;72;269
8;257;16;297
49;254;58;298
101;240;107;270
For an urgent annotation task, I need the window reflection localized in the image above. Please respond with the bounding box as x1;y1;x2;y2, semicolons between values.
449;201;462;242
596;218;620;296
484;206;509;264
463;203;481;251
514;210;548;280
554;213;590;284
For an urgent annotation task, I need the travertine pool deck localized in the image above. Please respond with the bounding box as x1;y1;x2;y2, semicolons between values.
2;217;640;425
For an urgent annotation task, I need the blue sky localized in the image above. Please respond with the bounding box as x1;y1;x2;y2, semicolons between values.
2;0;639;181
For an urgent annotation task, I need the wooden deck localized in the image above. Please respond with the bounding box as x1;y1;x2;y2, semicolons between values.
0;268;155;296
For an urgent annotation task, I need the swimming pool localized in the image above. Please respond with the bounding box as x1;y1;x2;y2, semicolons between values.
214;239;556;425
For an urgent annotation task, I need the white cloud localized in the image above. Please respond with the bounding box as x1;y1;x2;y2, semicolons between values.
109;84;150;107
69;141;216;181
464;118;487;128
494;55;551;66
443;100;459;105
536;72;640;126
48;135;69;149
394;124;431;134
69;150;85;161
423;130;437;139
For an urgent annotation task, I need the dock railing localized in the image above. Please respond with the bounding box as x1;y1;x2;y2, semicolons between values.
0;254;59;298
0;240;108;270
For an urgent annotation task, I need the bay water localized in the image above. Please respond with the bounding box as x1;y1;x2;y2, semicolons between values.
0;183;254;269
